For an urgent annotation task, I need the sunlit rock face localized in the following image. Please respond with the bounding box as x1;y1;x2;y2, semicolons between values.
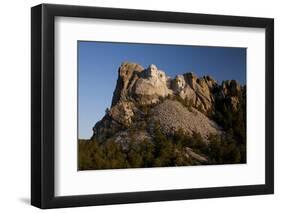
111;62;144;107
92;62;243;141
144;64;158;79
172;75;186;92
170;72;218;112
134;64;172;104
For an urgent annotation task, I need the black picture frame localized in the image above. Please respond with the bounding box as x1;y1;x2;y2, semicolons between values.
31;3;274;209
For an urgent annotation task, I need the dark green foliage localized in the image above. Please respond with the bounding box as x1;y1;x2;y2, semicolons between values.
79;125;245;170
78;125;197;170
152;124;174;167
78;139;106;170
212;87;246;163
173;129;207;154
207;134;241;164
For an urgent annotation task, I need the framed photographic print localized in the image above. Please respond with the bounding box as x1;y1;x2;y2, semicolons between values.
31;3;274;209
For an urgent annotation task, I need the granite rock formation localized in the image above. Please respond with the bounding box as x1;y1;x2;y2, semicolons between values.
92;62;243;143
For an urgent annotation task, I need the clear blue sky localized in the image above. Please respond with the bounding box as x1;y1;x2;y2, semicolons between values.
78;41;246;139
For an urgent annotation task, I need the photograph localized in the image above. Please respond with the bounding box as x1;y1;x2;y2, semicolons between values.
78;41;247;170
30;3;274;209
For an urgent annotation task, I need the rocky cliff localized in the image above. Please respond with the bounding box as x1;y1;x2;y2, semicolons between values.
78;62;246;169
92;62;243;143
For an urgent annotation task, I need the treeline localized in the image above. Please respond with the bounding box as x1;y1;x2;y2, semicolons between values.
78;126;196;170
79;124;244;170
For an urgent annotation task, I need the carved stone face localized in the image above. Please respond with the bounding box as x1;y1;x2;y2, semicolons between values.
175;75;186;91
158;70;167;82
146;64;158;79
149;64;157;72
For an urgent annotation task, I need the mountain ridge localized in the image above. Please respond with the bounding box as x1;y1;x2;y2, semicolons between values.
92;62;243;142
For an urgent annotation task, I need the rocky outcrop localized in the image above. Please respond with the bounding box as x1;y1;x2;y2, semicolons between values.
172;73;217;112
111;62;144;106
221;80;241;111
112;63;173;106
184;147;208;163
92;62;243;142
114;130;151;151
111;62;221;113
108;101;135;127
